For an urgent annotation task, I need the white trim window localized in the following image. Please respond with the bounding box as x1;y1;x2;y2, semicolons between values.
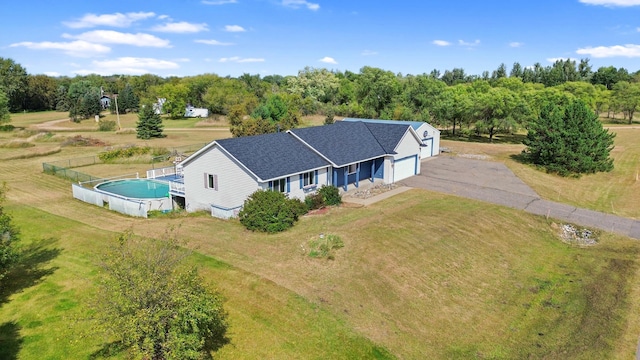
269;178;287;193
204;173;218;191
302;171;316;187
348;163;357;174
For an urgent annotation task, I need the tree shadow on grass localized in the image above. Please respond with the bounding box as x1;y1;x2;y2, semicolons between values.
0;321;22;360
89;341;126;359
441;132;527;145
0;237;61;307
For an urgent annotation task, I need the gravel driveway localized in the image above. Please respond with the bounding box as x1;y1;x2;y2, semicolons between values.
402;156;640;240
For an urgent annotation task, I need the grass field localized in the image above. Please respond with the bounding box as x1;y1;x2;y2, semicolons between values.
1;111;640;359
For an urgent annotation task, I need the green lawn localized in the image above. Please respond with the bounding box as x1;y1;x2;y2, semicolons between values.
1;112;639;359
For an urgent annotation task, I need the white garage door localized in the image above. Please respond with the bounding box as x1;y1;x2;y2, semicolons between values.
393;155;417;182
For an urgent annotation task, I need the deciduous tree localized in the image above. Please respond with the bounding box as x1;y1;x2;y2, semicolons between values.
94;230;228;360
0;185;20;282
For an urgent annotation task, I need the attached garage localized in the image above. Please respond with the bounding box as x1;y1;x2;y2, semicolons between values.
393;155;418;182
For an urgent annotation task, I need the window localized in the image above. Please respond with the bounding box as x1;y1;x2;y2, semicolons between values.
204;173;218;190
302;171;316;187
348;164;357;174
269;178;287;193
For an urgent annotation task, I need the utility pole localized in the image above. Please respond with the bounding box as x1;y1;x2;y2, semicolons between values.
114;93;121;130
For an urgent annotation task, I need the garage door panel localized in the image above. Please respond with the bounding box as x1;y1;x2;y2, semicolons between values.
394;156;417;182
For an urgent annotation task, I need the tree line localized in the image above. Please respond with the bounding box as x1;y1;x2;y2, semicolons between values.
1;57;639;137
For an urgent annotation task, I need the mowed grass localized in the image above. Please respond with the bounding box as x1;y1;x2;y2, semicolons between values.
1;111;640;359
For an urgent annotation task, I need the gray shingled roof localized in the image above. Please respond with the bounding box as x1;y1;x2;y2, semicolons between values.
362;122;411;154
217;132;329;181
342;117;426;131
290;121;406;167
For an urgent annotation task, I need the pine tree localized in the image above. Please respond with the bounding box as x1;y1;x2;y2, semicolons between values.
523;99;615;176
136;103;165;139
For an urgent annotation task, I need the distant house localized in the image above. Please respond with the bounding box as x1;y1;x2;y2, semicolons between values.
170;120;423;219
342;118;441;158
184;105;209;118
100;95;111;110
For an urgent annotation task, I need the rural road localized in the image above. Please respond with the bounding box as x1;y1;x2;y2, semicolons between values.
402;156;640;240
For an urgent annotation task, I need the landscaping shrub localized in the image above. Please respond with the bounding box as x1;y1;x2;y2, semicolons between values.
238;190;307;233
98;119;116;132
305;192;325;210
318;185;341;206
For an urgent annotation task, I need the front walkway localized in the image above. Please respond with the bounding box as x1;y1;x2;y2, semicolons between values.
401;156;640;240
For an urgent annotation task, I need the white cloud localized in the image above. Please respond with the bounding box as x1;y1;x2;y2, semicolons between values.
432;40;451;46
579;0;640;6
509;42;523;48
63;30;171;47
224;25;246;32
10;40;110;57
576;44;640;57
282;0;320;10
75;57;180;75
63;12;155;28
319;56;337;64
361;50;378;56
157;15;171;20
202;0;237;4
219;56;265;63
152;22;208;33
43;71;61;77
458;39;480;46
195;39;234;46
547;57;578;63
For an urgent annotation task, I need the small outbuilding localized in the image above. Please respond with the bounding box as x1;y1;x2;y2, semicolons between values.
184;105;209;118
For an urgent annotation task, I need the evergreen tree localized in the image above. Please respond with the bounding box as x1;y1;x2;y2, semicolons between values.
136;103;165;139
523;99;615;176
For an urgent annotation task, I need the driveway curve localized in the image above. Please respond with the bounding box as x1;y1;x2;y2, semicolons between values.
402;156;640;240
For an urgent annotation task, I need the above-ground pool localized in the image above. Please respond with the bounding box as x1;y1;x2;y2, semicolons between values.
95;179;170;199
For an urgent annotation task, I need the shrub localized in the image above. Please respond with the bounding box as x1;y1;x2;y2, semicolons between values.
318;185;341;206
238;190;307;233
304;192;325;210
0;124;14;132
98;146;152;162
98;120;116;131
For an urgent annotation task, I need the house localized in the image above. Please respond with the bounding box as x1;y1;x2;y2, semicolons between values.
342;118;440;158
184;105;209;118
100;95;111;110
175;120;423;219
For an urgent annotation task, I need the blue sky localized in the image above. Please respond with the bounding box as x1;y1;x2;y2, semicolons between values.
3;0;640;78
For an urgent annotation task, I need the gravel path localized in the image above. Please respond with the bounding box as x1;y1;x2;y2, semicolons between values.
402;156;640;240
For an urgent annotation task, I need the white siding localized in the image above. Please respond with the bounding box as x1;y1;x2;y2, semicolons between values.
393;130;422;176
183;145;260;212
416;123;440;158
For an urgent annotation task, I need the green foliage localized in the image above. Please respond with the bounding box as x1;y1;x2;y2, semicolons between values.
67;80;101;122
0;124;15;132
0;89;12;125
318;185;342;206
523;99;615;176
0;185;20;281
307;234;344;260
238;190;307;233
0;57;28;112
323;108;335;125
304;192;325;210
97;119;116;132
94;231;228;360
136;103;165;139
98;146;152;162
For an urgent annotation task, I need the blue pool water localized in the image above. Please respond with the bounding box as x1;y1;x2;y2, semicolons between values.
95;179;170;199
